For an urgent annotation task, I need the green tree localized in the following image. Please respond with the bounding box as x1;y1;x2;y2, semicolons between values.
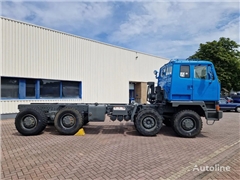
189;37;240;91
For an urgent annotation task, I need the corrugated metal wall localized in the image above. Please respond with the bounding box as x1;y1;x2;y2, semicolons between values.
1;17;169;114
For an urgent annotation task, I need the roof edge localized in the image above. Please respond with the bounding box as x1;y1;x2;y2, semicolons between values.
1;16;169;61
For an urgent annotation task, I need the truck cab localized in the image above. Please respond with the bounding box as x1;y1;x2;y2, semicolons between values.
157;60;220;101
148;59;222;123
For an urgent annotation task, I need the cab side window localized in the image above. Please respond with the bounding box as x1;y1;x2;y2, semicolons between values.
180;65;190;78
194;66;207;79
166;65;172;75
161;67;166;77
207;65;215;80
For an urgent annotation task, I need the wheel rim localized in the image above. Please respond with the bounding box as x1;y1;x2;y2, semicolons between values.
142;116;156;129
21;114;37;130
237;107;240;112
60;114;76;128
181;117;196;131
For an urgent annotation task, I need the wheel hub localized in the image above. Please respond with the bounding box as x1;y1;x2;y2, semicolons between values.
22;115;37;129
181;118;195;130
143;117;156;129
62;115;75;128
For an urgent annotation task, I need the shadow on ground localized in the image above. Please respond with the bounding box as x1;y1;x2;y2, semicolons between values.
83;123;178;137
12;123;208;138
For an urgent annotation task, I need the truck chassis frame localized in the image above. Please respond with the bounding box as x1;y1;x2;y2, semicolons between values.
15;100;222;138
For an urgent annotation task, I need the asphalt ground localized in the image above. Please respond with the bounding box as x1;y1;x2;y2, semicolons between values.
1;112;239;180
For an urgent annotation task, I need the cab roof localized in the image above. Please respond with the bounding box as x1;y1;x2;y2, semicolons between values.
168;59;213;65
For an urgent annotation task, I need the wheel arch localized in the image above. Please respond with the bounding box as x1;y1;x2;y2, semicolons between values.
177;105;205;117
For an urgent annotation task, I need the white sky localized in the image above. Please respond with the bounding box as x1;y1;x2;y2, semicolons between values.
1;0;239;59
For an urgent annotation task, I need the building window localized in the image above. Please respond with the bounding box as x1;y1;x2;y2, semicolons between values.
1;77;19;98
26;79;36;98
62;81;79;98
180;65;190;78
1;77;81;99
40;80;60;98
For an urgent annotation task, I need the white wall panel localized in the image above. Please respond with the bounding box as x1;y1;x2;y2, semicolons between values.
1;17;169;114
0;17;2;75
0;99;83;114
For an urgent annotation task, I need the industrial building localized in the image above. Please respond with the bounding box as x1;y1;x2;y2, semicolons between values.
0;17;168;115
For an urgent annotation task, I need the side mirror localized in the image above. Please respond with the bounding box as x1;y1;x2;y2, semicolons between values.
153;70;158;79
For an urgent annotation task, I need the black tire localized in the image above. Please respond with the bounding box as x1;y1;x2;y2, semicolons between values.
172;110;202;138
235;107;240;113
163;119;172;127
135;108;163;136
134;117;139;132
15;107;47;136
54;107;83;135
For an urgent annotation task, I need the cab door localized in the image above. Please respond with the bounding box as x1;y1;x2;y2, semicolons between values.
192;64;218;101
170;64;193;101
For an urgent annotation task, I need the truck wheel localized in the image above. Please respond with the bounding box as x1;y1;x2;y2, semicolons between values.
172;110;202;138
135;108;163;136
235;107;240;113
15;107;47;136
54;107;83;135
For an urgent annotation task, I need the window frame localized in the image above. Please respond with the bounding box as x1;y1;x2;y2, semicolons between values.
40;79;61;99
1;77;82;100
1;77;20;99
179;65;190;78
62;81;81;98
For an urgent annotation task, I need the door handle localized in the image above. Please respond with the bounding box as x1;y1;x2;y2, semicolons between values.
188;85;193;90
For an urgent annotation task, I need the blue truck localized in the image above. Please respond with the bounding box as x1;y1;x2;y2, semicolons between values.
15;59;223;138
